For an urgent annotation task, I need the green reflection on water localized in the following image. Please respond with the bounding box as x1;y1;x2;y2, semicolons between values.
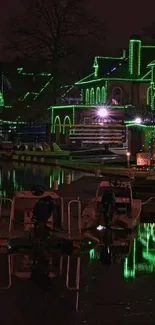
0;164;75;196
124;223;155;279
89;249;100;260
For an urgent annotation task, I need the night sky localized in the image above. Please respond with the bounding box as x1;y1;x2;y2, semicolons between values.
0;0;155;58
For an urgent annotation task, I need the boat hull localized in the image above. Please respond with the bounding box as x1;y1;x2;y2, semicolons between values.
82;199;141;231
71;147;127;157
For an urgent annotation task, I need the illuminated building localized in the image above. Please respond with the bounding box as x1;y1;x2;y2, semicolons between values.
1;38;155;152
50;37;155;153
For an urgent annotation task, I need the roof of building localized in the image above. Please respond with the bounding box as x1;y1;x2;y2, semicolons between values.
1;65;53;121
75;39;155;85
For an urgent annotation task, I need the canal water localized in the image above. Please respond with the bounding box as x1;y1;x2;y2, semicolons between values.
0;163;155;324
0;162;89;197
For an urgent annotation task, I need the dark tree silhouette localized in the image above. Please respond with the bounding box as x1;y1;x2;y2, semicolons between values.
5;0;106;104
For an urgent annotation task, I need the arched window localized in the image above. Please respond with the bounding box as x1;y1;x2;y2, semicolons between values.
53;115;61;133
90;87;95;104
85;88;89;104
112;87;122;105
96;87;101;104
63;115;72;134
101;86;105;103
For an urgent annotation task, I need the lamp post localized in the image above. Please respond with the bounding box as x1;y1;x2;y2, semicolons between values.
127;151;131;168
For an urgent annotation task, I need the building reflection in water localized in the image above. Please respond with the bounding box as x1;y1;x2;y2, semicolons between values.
124;223;155;279
1;224;155;311
0;163;76;197
88;224;155;280
0;252;81;311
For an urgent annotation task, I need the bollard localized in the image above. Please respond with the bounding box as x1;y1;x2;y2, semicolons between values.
53;180;58;190
55;160;59;166
129;170;135;180
40;157;44;162
65;174;71;184
95;169;100;177
13;155;18;160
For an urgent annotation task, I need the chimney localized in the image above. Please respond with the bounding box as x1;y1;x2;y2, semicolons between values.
129;37;141;77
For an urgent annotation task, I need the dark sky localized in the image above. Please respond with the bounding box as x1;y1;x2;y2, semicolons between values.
0;0;155;58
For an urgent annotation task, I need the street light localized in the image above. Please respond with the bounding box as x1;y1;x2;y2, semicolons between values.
126;151;131;168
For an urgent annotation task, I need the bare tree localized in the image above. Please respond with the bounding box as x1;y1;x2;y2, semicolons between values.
5;0;105;104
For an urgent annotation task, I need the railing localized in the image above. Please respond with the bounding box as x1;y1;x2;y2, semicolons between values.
66;256;81;311
67;199;82;234
11;254;63;278
142;197;155;205
0;197;14;233
0;194;83;235
0;256;11;289
10;194;64;231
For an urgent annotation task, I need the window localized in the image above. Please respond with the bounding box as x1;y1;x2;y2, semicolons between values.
96;87;101;104
112;87;122;105
101;86;105;103
53;116;61;133
85;88;89;104
63;116;71;134
90;88;95;104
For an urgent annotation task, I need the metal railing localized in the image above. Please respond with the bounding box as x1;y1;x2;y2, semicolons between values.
66;256;81;311
0;256;11;289
67;199;81;234
0;194;83;235
142;197;155;206
10;195;64;231
0;197;14;233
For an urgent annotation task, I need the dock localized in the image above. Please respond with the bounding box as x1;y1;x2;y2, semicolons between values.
0;150;151;178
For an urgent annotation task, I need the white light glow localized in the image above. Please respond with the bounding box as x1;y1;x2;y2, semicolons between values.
98;108;108;118
96;225;105;231
127;152;130;157
134;117;142;124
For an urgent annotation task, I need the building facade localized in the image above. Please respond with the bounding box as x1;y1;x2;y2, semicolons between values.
50;37;155;153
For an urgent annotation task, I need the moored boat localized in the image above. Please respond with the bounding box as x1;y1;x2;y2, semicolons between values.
82;179;141;231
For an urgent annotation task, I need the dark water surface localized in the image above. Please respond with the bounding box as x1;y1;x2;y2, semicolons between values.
0;162;88;197
0;163;155;324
